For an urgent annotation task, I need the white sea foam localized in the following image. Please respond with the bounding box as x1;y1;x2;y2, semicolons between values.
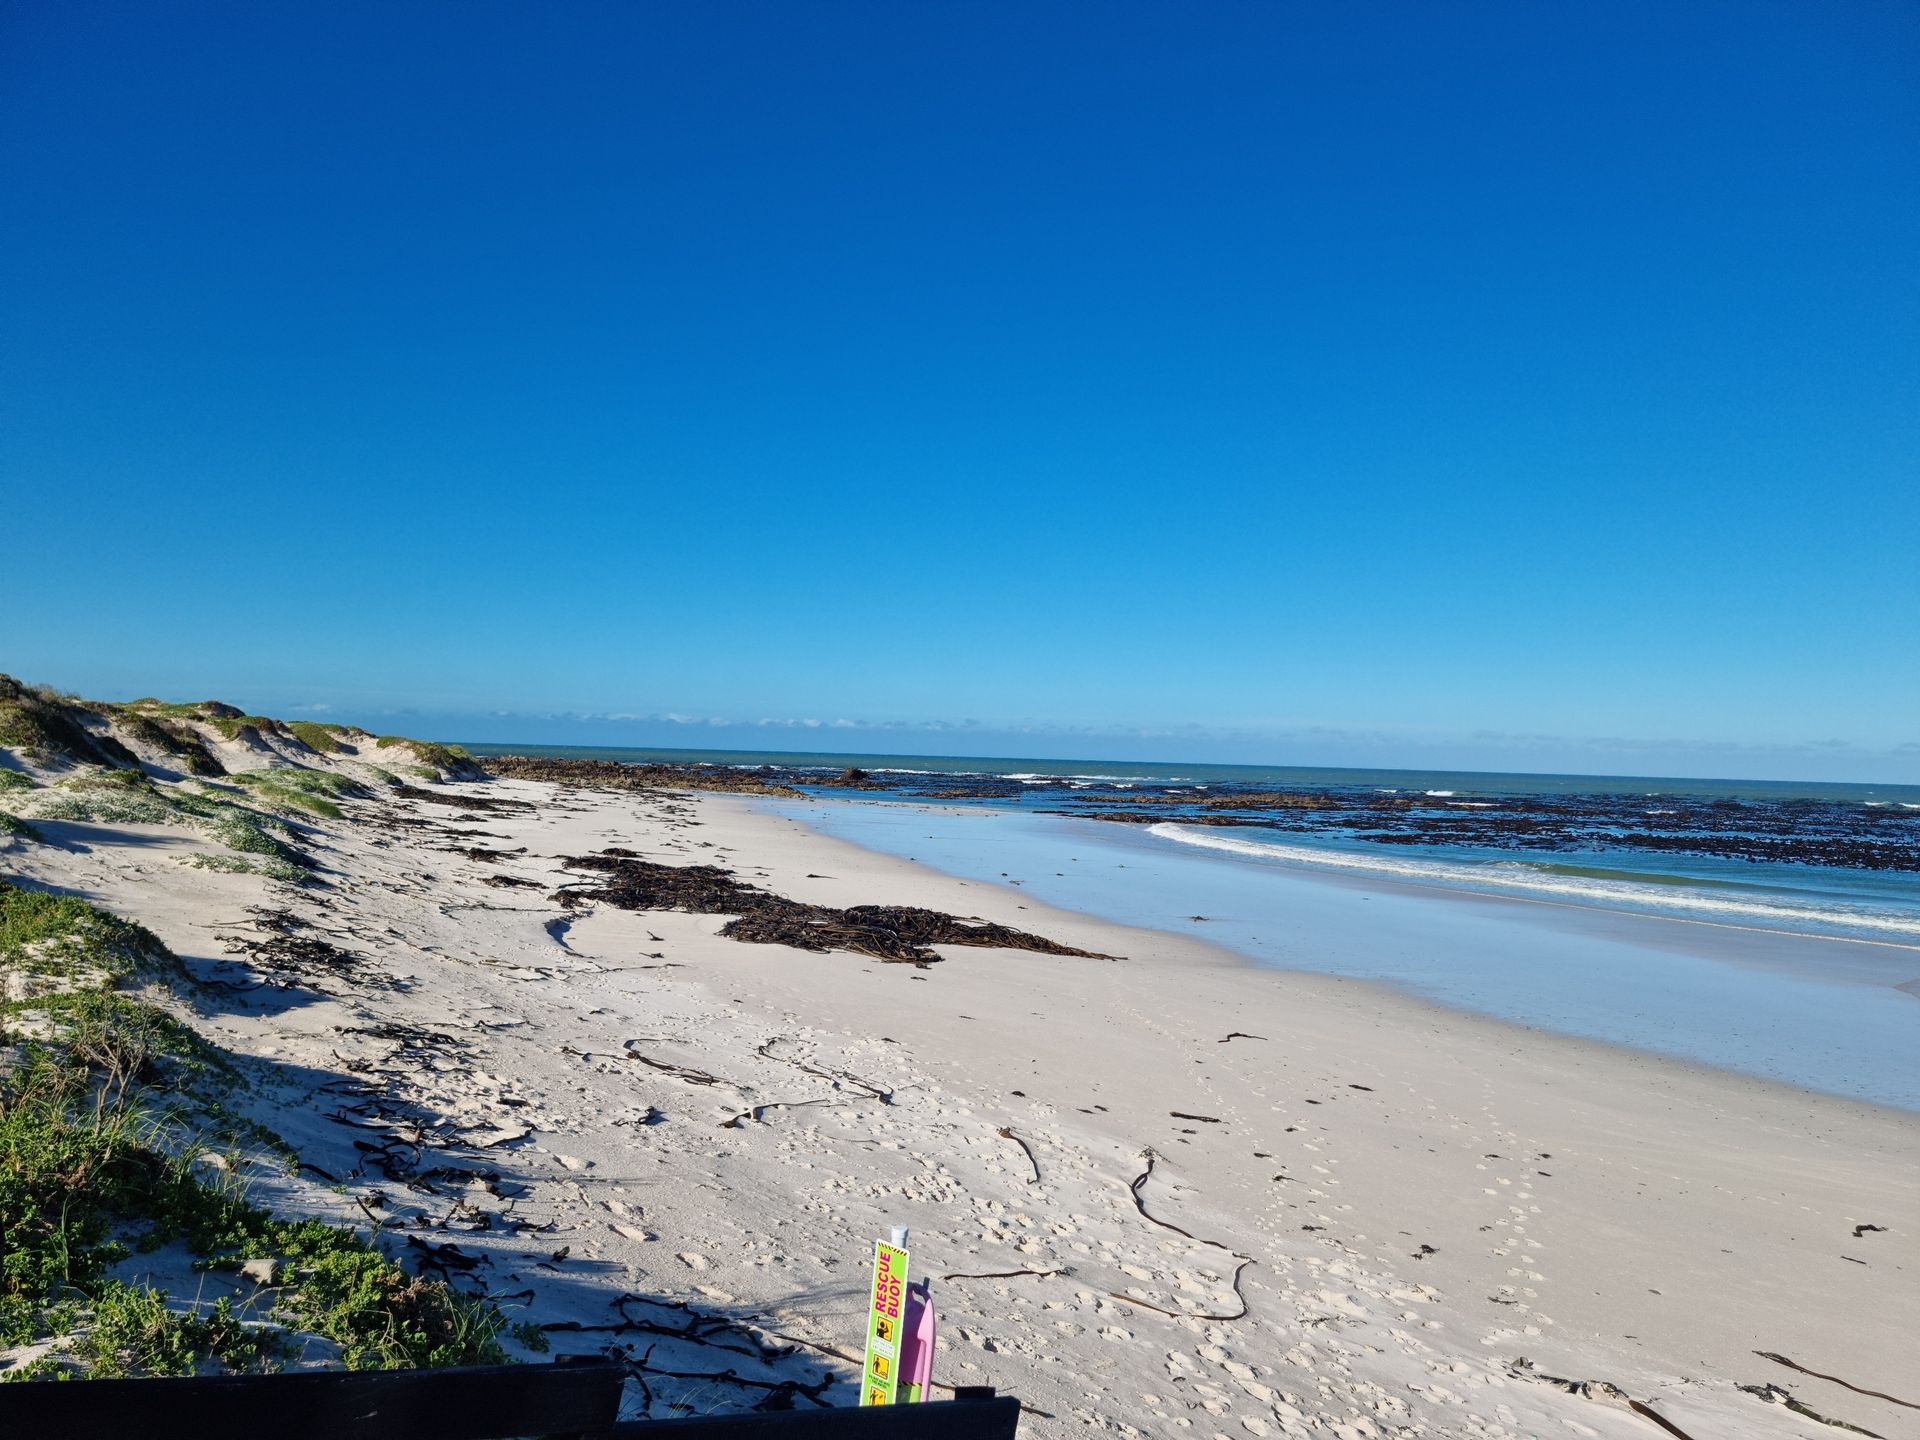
1425;790;1456;797
1145;824;1920;942
1004;771;1171;784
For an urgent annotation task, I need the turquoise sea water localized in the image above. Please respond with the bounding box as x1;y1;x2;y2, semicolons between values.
777;799;1920;1111
464;743;1920;805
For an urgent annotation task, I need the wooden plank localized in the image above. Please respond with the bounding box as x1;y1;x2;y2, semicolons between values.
608;1395;1021;1440
0;1355;625;1440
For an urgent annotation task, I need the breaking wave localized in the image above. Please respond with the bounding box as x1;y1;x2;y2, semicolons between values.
1145;824;1920;943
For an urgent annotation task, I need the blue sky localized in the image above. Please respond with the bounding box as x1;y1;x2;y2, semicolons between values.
3;3;1915;780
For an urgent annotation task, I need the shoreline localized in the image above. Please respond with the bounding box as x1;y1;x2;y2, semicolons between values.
747;794;1920;1123
5;754;1915;1436
767;794;1920;1112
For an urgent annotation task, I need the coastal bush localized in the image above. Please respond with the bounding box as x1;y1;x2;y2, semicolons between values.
375;736;473;776
284;722;345;755
0;813;39;843
66;1284;289;1378
209;716;285;743
0;698;110;765
21;991;241;1094
0;1053;158;1327
0;770;34;794
125;699;237;719
233;768;363;806
110;710;225;777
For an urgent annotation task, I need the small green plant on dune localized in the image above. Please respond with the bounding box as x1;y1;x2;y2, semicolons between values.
0;770;34;794
21;774;314;872
66;1284;290;1379
205;811;310;869
0;882;173;988
28;771;176;827
181;852;308;884
0;813;39;843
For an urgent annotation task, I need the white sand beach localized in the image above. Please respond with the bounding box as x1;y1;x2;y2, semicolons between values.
5;731;1914;1438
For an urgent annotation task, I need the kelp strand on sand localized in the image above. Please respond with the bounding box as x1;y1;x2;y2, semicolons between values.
556;851;1112;965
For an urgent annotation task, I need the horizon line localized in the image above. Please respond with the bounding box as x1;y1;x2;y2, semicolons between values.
452;738;1920;793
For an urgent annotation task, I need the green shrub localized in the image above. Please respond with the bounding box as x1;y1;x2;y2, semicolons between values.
69;1283;289;1378
0;769;34;794
110;711;225;777
284;722;345;754
209;716;283;742
374;737;471;774
0;812;39;843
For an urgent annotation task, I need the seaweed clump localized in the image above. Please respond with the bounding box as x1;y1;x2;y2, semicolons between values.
558;852;1112;965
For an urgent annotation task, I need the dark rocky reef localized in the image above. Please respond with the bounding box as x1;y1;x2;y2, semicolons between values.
480;754;806;797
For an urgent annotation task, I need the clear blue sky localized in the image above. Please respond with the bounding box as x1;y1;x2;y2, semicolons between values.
3;3;1915;780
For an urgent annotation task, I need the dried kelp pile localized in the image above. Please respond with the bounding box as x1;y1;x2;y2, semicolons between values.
557;851;1111;965
389;783;535;814
480;754;805;797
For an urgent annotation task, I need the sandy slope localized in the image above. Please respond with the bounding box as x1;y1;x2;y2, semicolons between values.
5;773;1914;1438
